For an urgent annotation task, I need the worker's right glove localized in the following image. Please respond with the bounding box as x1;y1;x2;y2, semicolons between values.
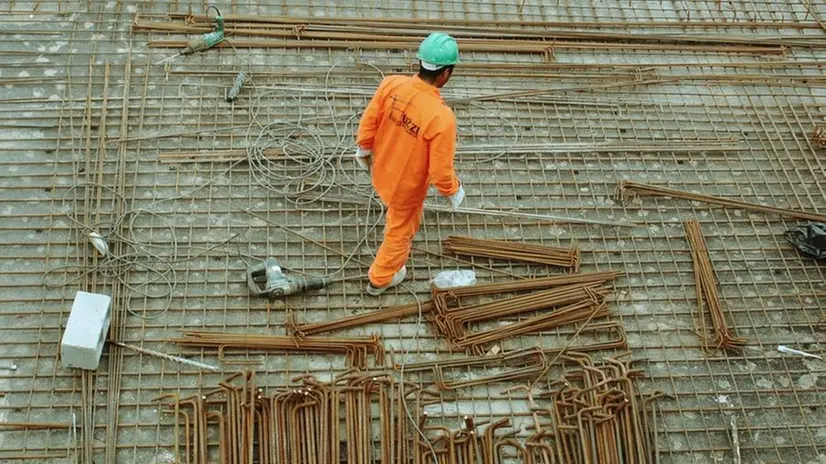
448;185;465;210
354;146;372;171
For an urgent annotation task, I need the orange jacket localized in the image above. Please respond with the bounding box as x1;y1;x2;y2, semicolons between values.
357;75;460;207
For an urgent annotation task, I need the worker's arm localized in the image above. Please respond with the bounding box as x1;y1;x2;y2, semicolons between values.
428;111;461;197
356;78;389;150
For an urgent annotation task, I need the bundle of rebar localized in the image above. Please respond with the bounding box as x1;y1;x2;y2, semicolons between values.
132;13;815;55
418;353;668;464
171;331;385;367
288;272;621;337
431;271;620;354
454;297;611;354
616;180;826;222
155;370;425;464
684;220;746;351
435;283;607;341
444;235;580;270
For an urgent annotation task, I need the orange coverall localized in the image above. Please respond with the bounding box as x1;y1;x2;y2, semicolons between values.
357;75;460;287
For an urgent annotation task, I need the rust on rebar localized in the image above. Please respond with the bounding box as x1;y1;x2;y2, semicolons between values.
418;355;666;464
288;301;434;337
171;331;385;368
684;220;746;351
156;371;420;464
617;180;826;223
443;235;580;270
133;14;803;54
430;271;621;354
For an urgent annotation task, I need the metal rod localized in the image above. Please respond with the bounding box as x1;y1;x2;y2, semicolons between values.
618;181;826;223
111;341;221;372
425;205;637;228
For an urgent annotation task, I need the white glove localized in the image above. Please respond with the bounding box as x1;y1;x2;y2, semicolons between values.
355;146;372;171
448;185;465;210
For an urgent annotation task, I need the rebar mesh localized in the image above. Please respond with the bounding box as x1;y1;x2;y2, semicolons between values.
0;0;825;463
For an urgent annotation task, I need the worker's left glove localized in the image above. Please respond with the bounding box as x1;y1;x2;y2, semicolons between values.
354;146;372;171
448;185;465;210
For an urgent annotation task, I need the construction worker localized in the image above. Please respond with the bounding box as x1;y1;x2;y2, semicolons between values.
355;32;465;296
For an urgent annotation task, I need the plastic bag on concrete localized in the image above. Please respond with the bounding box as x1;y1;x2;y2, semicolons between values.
431;269;477;289
784;223;826;260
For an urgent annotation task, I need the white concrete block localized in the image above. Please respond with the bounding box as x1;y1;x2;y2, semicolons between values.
60;291;112;370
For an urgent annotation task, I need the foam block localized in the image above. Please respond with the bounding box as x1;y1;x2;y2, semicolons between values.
60;291;112;370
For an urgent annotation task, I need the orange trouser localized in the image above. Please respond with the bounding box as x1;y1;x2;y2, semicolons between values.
368;203;423;287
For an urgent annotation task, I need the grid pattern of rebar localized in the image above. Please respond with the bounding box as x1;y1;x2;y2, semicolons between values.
1;0;825;463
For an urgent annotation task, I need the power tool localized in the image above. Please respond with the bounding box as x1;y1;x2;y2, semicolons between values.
155;5;225;65
246;257;331;297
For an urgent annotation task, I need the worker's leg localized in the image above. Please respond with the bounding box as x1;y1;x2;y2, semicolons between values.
368;204;423;287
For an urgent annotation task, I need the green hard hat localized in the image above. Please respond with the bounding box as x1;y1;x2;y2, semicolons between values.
416;32;459;69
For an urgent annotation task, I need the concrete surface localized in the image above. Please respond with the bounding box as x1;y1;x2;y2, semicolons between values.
0;0;825;463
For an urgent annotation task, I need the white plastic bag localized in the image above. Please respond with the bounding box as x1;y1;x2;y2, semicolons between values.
431;269;477;289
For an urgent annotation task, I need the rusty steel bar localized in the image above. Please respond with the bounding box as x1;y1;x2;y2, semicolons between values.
172;331;385;368
617;180;826;223
443;235;580;269
289;301;435;336
684;220;747;351
153;371;441;464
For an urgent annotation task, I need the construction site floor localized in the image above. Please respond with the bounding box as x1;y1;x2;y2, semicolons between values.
1;0;825;463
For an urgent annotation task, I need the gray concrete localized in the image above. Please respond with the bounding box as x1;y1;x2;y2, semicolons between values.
1;0;825;463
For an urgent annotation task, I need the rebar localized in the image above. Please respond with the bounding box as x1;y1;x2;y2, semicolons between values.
617;181;826;223
453;298;611;355
135;14;814;51
436;283;608;342
288;301;435;337
430;272;621;354
443;236;580;270
420;364;665;464
400;321;627;374
684;220;746;351
155;12;825;31
157;371;420;464
171;332;385;368
434;271;621;299
7;2;824;462
0;421;74;430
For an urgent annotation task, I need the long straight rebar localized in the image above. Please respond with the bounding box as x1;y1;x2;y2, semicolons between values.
136;14;812;51
618;181;826;222
288;302;434;337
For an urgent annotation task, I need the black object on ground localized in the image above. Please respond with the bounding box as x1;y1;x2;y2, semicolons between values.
784;223;826;260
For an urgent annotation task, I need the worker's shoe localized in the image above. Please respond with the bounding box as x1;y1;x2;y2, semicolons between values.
366;266;406;296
